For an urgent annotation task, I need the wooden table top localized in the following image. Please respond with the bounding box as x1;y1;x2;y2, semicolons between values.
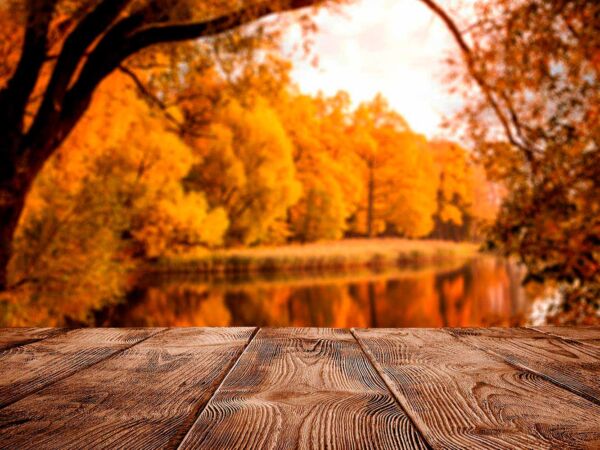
0;326;599;449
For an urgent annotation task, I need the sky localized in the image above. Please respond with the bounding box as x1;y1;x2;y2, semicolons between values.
285;0;463;138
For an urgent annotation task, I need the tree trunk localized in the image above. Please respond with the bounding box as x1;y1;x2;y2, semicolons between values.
0;171;30;291
0;114;40;290
367;161;375;238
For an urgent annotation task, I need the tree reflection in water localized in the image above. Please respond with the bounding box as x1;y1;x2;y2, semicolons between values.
95;256;529;327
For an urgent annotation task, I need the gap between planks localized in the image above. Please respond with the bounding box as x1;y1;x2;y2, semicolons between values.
174;326;260;450
0;327;69;352
0;328;169;410
177;327;430;449
526;326;600;349
448;327;600;407
349;328;434;450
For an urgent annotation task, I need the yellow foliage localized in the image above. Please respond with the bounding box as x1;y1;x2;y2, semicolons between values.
440;204;464;225
133;190;228;258
189;97;301;245
430;141;473;227
429;141;499;239
279;92;364;241
351;97;439;238
6;72;227;325
385;132;439;237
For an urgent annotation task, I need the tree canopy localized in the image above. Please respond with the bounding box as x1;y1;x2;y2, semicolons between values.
0;0;335;290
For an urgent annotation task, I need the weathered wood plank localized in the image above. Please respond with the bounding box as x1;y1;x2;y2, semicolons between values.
0;327;161;408
449;327;600;405
179;327;428;449
0;327;66;351
0;327;254;450
529;326;600;348
353;328;600;450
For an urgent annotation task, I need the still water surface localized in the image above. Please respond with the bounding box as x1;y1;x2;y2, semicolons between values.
95;256;531;327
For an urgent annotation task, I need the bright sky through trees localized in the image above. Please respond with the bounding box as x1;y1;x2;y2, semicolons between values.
287;0;462;137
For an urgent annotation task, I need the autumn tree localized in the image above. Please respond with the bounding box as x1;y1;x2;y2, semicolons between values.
424;0;600;321
429;141;500;241
5;72;227;324
0;0;332;290
351;95;438;238
429;141;471;240
185;97;301;245
469;166;501;230
166;47;362;244
385;132;438;238
280;92;364;242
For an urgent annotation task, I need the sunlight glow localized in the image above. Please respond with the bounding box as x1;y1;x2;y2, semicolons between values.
287;0;462;138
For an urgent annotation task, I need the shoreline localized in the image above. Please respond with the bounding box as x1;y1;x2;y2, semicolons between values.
142;238;481;276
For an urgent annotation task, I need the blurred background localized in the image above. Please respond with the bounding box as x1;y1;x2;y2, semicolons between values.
0;0;597;327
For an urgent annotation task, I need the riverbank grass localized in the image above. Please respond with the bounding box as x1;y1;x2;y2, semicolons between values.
147;238;480;274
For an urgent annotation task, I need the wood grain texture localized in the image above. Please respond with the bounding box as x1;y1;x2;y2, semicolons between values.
0;327;66;351
179;327;428;449
529;326;600;348
449;327;600;405
353;328;600;450
0;327;161;408
0;327;254;450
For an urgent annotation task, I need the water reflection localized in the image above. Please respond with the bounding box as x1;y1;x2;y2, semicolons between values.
95;256;529;327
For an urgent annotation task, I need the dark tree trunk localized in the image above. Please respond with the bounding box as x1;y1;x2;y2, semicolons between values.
367;161;375;238
0;152;33;291
0;191;26;291
0;0;322;292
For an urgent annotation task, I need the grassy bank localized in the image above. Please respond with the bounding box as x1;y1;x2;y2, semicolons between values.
145;238;480;275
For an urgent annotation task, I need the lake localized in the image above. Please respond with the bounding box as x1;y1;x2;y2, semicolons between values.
95;256;531;327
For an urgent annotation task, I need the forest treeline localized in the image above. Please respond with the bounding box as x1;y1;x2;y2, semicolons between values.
0;0;501;326
5;58;498;314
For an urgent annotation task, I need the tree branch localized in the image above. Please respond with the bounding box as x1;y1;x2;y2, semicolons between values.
127;0;320;51
118;64;184;131
419;0;538;172
27;0;324;168
24;10;148;170
75;0;323;100
26;0;132;156
0;0;57;142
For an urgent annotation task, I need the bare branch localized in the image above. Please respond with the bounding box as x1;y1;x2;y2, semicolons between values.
118;64;184;131
419;0;538;172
